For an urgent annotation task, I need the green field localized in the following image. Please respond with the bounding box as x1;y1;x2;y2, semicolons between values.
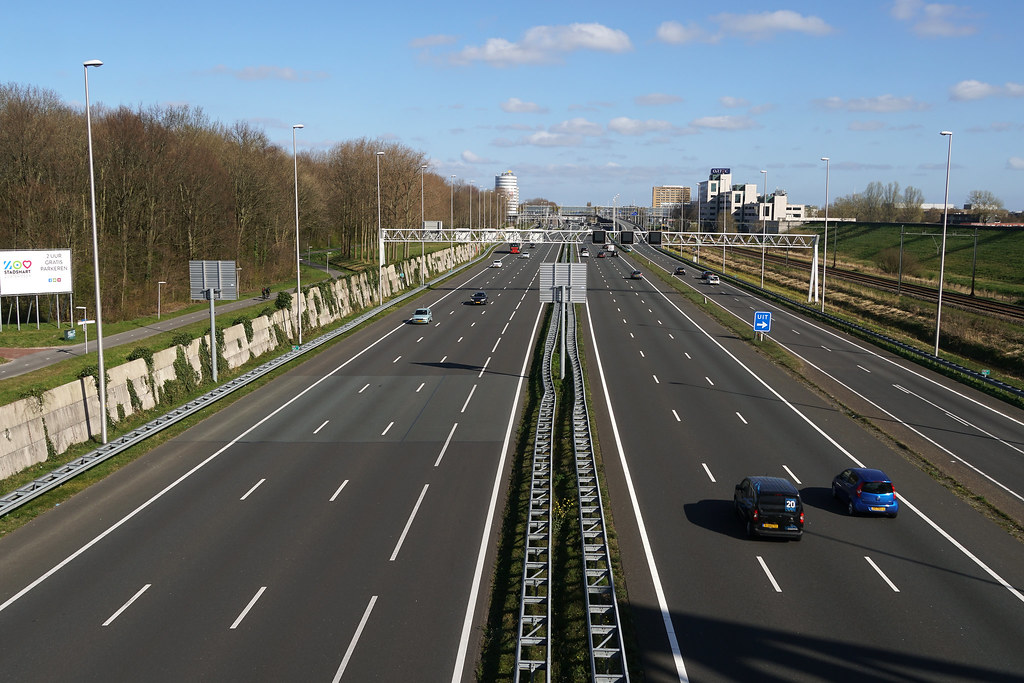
795;223;1024;302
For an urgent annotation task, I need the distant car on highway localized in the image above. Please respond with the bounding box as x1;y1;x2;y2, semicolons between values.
519;251;530;259
409;307;432;324
734;476;804;540
630;270;643;280
706;274;720;285
491;259;503;268
580;248;590;257
470;291;489;305
597;251;607;258
621;244;633;252
674;266;686;275
832;468;899;517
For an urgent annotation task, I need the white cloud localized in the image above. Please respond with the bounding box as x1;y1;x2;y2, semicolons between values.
655;21;714;44
500;97;548;113
691;115;759;130
890;0;977;37
816;94;928;112
462;150;493;163
208;65;328;82
950;80;1024;101
608;117;672;135
719;96;749;108
635;93;682;106
526;131;584;147
454;23;632;66
551;118;604;136
712;10;833;39
1008;157;1024;170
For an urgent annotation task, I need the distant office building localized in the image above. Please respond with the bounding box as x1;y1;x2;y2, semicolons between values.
652;185;691;208
495;170;519;220
696;168;805;232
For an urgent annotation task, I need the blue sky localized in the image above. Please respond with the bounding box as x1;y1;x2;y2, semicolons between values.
8;0;1024;211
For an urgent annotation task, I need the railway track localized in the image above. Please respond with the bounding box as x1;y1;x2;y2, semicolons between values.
728;247;1024;322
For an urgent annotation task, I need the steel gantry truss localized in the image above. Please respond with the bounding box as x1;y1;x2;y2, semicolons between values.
381;227;593;245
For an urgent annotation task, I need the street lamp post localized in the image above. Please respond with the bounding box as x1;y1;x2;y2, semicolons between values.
760;169;767;288
935;131;953;357
469;181;474;232
420;163;427;284
76;305;88;353
292;123;304;344
376;151;385;305
449;175;456;251
157;280;167;319
83;58;108;444
820;157;830;312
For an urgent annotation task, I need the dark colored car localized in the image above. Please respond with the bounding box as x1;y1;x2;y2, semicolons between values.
832;468;898;517
470;291;489;305
734;476;804;540
597;251;607;258
630;270;643;279
674;266;686;275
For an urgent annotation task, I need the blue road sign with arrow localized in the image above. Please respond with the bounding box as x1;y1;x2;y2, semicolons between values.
754;311;772;332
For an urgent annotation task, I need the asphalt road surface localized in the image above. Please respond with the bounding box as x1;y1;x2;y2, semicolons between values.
0;244;557;681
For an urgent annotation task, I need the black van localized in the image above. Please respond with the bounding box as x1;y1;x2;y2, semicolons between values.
734;476;804;540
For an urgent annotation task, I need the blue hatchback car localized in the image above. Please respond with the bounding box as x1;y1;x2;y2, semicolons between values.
832;468;898;517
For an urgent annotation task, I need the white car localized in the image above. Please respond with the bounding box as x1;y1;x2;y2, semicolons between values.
580;248;590;257
519;251;530;258
491;259;503;268
409;307;432;324
707;274;720;285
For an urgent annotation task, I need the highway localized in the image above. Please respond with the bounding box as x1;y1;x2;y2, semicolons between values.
0;244;557;681
583;240;1024;681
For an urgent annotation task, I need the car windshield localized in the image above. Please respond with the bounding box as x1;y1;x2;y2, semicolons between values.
862;482;893;494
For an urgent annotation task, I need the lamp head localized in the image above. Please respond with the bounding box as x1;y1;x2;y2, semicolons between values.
84;59;103;68
940;131;952;136
821;157;829;162
292;124;304;130
376;151;385;156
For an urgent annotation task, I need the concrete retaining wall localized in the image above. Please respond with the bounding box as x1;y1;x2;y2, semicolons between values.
0;244;481;480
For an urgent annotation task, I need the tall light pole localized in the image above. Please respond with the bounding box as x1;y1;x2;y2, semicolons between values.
469;181;474;232
935;131;953;357
292;124;304;344
83;58;108;444
449;175;456;251
157;280;167;319
420;163;428;284
376;150;385;305
760;169;767;288
820;157;830;312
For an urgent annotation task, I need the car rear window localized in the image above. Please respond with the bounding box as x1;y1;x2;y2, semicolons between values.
758;493;800;512
862;482;893;494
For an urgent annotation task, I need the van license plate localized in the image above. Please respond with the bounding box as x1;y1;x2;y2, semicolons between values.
762;523;779;529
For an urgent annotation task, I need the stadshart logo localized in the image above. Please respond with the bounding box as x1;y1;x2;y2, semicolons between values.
3;259;32;274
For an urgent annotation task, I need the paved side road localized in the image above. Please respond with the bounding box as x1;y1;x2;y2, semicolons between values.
0;294;281;381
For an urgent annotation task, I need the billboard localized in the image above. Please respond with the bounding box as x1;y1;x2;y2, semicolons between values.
189;260;238;301
0;250;73;295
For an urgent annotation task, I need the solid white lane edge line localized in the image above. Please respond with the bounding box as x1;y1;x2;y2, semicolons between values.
389;484;429;562
230;586;267;629
702;463;717;483
314;420;329;435
584;299;690;682
757;556;782;592
240;479;265;501
461;384;477;413
332;595;378;682
330;480;350;502
451;302;544;683
435;423;459;467
782;465;802;485
103;583;151;626
381;421;394;436
865;556;900;592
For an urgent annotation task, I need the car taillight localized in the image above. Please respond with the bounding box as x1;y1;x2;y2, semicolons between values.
752;509;759;521
890;483;895;494
799;512;804;524
855;483;863;497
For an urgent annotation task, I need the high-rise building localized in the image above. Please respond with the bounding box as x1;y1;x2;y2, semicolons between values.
652;185;690;208
495;170;519;220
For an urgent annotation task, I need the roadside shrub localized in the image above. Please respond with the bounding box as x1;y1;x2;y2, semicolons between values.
171;332;192;348
126;346;154;370
275;291;292;310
